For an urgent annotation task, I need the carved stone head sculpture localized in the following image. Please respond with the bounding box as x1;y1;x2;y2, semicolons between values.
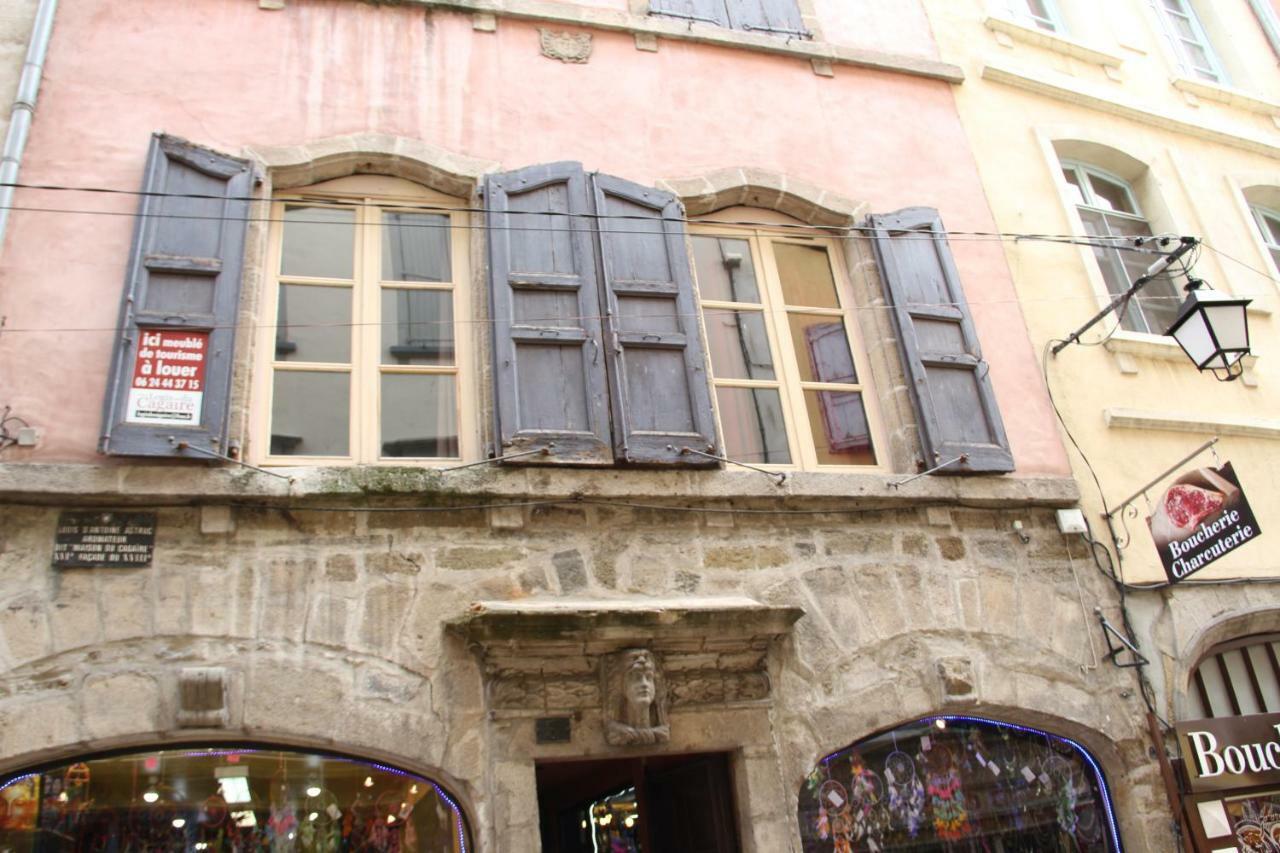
603;648;670;746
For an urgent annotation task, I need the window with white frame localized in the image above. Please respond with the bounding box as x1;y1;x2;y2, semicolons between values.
1006;0;1063;32
689;222;880;469
258;176;473;463
1149;0;1227;83
1250;205;1280;272
1060;161;1183;335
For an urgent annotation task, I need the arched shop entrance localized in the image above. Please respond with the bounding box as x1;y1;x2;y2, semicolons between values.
798;716;1121;852
0;745;472;852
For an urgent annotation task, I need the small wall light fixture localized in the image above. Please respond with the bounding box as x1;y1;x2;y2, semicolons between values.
1051;237;1253;381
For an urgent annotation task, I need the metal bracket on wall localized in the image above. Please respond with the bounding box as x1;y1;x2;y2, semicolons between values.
888;454;967;489
1095;608;1150;669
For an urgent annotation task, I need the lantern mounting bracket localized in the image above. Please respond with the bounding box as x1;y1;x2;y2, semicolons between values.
1051;236;1197;356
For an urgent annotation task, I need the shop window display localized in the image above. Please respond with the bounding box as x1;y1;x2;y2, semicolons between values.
0;746;471;852
798;716;1120;852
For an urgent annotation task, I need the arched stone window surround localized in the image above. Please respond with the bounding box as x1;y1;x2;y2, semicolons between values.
657;167;931;470
226;135;500;453
1175;606;1280;721
796;712;1123;851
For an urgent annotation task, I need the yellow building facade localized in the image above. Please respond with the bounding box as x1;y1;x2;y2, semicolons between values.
922;0;1280;848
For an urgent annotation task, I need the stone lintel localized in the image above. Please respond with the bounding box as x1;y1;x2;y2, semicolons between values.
451;597;803;653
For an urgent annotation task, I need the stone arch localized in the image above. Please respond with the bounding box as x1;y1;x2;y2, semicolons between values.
1173;605;1280;720
657;166;864;226
245;133;500;197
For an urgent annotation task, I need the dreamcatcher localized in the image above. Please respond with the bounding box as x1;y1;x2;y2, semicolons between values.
1040;753;1079;835
1236;819;1280;853
924;744;970;841
883;747;925;838
846;754;889;850
814;778;852;852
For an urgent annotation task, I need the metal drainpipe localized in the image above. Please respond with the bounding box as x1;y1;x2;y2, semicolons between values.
0;0;58;260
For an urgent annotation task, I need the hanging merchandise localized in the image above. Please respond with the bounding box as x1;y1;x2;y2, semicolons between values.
883;750;925;838
845;754;889;851
925;744;971;841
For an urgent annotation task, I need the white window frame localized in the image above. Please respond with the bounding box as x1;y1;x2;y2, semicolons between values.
689;221;885;472
1149;0;1228;84
1006;0;1064;33
1249;204;1280;274
252;176;475;466
1057;160;1180;337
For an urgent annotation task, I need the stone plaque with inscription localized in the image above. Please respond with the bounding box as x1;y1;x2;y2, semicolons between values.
53;511;157;568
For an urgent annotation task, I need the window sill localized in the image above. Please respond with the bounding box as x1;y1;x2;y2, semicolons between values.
982;15;1124;69
1171;75;1280;117
2;462;1079;509
1103;330;1260;385
413;0;964;83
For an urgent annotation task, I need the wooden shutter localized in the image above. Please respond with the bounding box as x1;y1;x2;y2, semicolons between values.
485;163;613;464
591;174;718;466
649;0;730;27
867;207;1014;474
100;134;253;457
728;0;809;36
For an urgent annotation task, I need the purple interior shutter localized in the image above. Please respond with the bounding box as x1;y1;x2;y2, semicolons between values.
485;162;613;464
591;174;718;466
99;133;253;457
867;207;1015;474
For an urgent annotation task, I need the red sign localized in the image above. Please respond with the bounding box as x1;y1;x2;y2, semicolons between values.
125;329;209;426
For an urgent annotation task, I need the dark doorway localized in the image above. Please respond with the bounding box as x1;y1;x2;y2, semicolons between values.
536;752;740;853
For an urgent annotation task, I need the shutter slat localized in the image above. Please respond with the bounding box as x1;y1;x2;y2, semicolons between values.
591;174;718;466
99;133;253;457
868;207;1015;474
485;162;613;464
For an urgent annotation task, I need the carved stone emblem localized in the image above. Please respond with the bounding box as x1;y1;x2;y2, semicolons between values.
539;29;593;64
603;648;670;746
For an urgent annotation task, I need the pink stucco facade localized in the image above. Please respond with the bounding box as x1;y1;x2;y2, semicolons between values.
0;0;1067;475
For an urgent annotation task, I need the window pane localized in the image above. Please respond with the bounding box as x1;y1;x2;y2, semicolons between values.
0;747;470;852
381;212;451;282
1260;211;1280;246
380;374;458;458
1062;169;1088;206
716;387;790;464
799;718;1119;853
691;236;760;303
704;309;775;380
1078;208;1166;333
774;242;839;308
282;206;354;279
276;284;351;363
1085;173;1137;215
788;314;857;384
270;371;349;456
805;390;874;465
381;289;454;365
1270;247;1280;271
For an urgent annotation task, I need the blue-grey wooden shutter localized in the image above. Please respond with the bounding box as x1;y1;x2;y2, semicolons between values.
591;174;718;466
728;0;809;36
99;133;253;457
649;0;730;27
867;207;1014;474
485;162;613;464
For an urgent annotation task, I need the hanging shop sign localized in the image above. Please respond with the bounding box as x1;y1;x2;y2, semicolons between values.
53;511;156;568
1177;712;1280;793
125;328;209;426
1146;462;1260;584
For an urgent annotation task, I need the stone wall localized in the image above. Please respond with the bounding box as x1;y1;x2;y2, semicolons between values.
0;490;1175;851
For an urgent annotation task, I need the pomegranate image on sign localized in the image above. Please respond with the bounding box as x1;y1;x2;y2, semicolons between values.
1148;467;1239;548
